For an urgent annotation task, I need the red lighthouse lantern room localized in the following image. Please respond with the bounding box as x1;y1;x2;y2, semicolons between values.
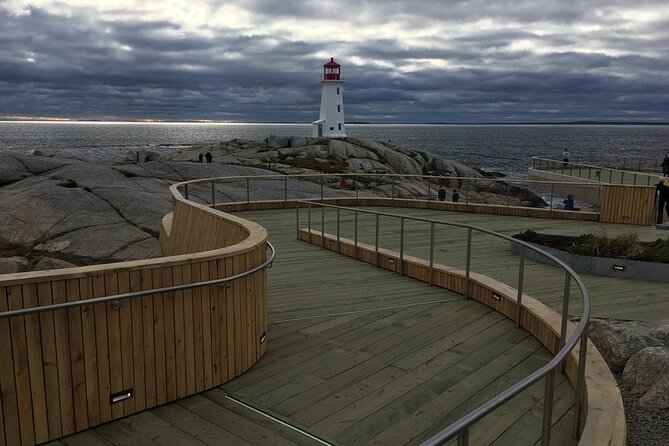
323;57;341;80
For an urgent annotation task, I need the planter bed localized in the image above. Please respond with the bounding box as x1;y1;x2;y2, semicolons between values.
510;241;669;283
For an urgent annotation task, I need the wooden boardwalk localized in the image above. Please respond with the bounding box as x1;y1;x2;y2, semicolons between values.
49;205;669;446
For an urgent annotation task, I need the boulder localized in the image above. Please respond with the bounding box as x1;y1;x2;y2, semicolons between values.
289;136;308;148
0;153;29;185
327;140;377;160
639;375;669;410
33;257;77;271
588;319;664;372
266;135;290;149
623;346;669;410
0;256;29;274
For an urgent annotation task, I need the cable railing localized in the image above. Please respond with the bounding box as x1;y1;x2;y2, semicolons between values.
296;200;591;446
175;172;604;214
532;155;661;186
534;154;664;173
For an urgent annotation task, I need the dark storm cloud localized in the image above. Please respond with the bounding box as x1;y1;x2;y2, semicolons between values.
0;1;668;122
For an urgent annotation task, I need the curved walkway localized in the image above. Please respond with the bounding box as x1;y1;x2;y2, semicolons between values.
52;207;580;446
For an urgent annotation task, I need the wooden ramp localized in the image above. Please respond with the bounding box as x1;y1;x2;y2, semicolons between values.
50;208;583;446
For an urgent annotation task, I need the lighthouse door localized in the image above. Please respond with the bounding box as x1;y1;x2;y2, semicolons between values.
318;124;323;137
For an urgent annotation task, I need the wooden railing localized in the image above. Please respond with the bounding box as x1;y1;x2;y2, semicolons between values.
0;180;271;446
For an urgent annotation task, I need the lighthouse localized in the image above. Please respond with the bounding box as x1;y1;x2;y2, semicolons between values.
312;57;347;138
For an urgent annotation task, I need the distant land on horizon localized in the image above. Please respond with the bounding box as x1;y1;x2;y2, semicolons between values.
1;117;669;126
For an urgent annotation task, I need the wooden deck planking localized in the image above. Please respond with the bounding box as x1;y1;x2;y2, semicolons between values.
52;205;666;445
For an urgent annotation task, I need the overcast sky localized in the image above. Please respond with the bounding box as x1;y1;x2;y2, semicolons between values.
1;0;668;123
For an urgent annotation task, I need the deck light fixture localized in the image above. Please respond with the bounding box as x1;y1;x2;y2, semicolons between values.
110;389;133;404
613;265;625;271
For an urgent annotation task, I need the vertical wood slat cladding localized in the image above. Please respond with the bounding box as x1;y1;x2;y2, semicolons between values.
599;185;656;225
0;200;268;445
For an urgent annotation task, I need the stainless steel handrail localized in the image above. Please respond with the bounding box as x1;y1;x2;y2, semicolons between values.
0;241;275;319
297;200;591;445
531;155;660;186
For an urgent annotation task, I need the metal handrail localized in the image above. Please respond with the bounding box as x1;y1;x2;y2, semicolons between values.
297;200;591;445
531;155;660;186
174;173;605;215
0;242;275;319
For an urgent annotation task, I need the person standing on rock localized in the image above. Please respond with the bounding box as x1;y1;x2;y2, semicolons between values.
662;154;669;177
198;153;203;163
562;148;569;168
656;177;669;224
438;186;446;201
205;152;212;163
452;190;460;202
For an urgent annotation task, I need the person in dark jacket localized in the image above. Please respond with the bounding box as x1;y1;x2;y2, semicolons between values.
657;177;669;224
452;190;460;202
438;186;446;201
662;154;669;177
205;152;212;163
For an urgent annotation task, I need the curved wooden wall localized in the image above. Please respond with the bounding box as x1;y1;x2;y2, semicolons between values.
0;188;269;446
299;228;626;446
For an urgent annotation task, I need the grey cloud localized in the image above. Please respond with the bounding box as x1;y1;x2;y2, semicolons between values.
0;2;667;122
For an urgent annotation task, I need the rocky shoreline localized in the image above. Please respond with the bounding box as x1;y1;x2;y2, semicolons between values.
0;136;544;271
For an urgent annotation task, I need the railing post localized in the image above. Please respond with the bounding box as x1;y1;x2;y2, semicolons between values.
184;183;189;200
633;173;638;185
573;322;589;439
399;217;405;276
541;369;556;446
321;204;325;248
515;245;525;328
336;208;341;254
296;202;300;240
307;202;312;236
560;273;571;373
246;178;250;204
211;180;216;207
375;214;380;267
354;210;359;260
465;228;472;299
457;427;469;446
429;222;435;285
465;179;469;210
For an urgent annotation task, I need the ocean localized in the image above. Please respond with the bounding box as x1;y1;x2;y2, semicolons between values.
1;122;668;179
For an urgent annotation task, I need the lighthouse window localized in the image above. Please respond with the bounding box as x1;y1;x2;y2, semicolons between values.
338;123;342;131
337;105;341;112
336;87;340;95
330;127;334;131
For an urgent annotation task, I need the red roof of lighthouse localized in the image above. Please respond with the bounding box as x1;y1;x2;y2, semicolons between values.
323;57;340;68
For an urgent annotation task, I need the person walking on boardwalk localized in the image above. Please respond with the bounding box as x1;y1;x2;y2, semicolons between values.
438;185;446;201
656;177;669;224
662;154;669;177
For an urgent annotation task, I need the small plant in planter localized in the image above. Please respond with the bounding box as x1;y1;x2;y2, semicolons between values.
513;230;669;263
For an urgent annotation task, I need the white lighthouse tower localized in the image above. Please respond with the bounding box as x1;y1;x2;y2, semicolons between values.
312;57;347;138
